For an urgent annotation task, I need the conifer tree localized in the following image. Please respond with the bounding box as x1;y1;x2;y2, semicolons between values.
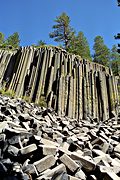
5;32;20;48
110;45;120;75
37;40;46;46
69;31;91;60
0;32;4;45
93;36;110;66
49;12;74;50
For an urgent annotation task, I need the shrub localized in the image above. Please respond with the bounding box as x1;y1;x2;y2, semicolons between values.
22;96;30;103
38;96;47;108
0;88;15;98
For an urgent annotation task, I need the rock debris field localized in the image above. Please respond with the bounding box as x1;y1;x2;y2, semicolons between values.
0;95;120;180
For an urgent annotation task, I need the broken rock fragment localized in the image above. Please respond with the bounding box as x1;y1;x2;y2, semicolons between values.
0;95;120;179
34;155;56;173
20;144;37;154
60;154;79;172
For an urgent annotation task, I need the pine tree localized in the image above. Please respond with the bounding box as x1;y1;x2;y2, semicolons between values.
37;40;46;46
110;45;120;75
66;31;76;52
0;32;4;45
69;31;91;60
5;32;20;48
93;36;110;66
49;12;74;49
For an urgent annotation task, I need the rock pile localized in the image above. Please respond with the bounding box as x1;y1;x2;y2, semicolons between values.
0;95;120;180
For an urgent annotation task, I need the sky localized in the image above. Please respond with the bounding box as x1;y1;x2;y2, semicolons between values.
0;0;120;53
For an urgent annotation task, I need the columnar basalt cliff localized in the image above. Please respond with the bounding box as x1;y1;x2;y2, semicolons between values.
0;46;119;120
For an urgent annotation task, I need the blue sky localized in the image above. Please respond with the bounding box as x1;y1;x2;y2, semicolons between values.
0;0;120;53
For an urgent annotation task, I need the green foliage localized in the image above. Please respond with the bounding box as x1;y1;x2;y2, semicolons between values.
37;40;46;46
93;36;110;66
0;88;6;95
22;95;47;108
0;32;4;45
49;13;92;60
38;96;47;108
68;31;92;60
0;88;15;98
110;45;120;76
111;60;120;76
22;96;30;103
33;44;64;50
4;90;15;97
49;12;75;49
111;45;119;60
5;32;20;48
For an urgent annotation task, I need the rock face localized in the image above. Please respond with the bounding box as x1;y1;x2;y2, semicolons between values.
0;95;120;179
0;46;119;120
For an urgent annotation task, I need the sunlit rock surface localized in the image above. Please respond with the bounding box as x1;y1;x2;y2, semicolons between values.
0;46;119;121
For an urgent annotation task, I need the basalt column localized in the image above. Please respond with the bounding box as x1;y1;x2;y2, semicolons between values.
0;46;119;121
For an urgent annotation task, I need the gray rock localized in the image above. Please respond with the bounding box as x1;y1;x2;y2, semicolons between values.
60;154;79;172
34;155;56;173
20;144;37;154
114;143;120;153
8;145;19;156
75;169;86;179
71;152;96;171
39;145;57;155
